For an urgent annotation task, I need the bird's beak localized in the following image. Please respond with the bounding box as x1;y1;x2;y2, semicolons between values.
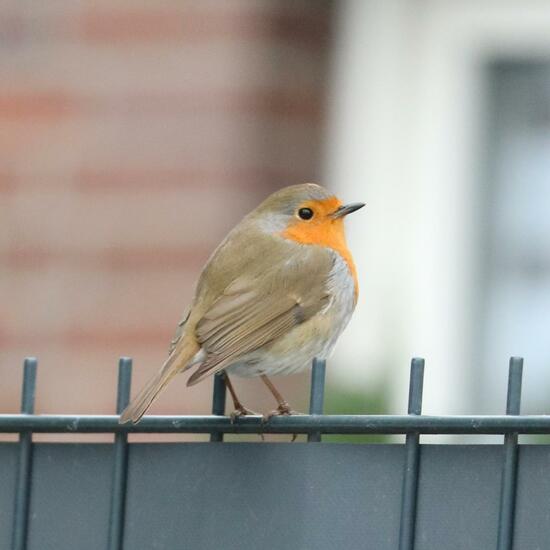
331;202;365;219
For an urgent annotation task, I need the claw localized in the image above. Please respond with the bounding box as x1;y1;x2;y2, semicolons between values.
263;402;303;442
229;405;260;424
265;402;303;420
229;405;264;441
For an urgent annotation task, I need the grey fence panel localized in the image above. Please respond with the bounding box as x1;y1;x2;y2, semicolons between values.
0;445;18;550
1;443;549;550
415;445;502;550
26;444;113;550
124;443;403;550
513;446;550;550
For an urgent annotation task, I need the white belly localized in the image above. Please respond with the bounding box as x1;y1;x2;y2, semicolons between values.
227;252;356;377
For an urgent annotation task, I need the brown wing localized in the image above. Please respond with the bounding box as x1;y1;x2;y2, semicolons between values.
186;261;331;386
168;307;190;355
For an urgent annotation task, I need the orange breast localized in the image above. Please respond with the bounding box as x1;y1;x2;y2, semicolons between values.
281;198;359;302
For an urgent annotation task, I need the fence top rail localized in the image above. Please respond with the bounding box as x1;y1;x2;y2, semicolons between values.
4;355;547;438
1;413;550;435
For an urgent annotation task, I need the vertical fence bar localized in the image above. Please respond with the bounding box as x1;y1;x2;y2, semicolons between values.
108;357;132;550
11;357;37;550
496;356;523;550
308;358;326;443
398;357;425;550
210;373;227;442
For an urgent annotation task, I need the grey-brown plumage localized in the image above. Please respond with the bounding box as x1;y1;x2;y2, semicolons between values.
120;184;362;423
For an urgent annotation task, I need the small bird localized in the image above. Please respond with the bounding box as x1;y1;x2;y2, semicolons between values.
120;183;364;424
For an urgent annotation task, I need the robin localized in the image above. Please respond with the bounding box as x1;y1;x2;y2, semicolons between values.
120;183;364;424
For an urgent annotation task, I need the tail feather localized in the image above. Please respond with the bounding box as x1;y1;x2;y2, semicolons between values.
119;341;197;424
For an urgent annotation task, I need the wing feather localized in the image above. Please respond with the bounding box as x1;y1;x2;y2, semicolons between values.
187;302;304;385
186;245;335;386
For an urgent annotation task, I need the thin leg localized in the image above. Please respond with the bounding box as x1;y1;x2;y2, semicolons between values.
224;373;259;421
261;375;292;414
261;375;302;442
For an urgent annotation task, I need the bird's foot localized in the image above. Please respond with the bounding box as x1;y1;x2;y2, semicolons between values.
230;405;265;441
229;404;260;424
264;402;304;442
265;402;303;419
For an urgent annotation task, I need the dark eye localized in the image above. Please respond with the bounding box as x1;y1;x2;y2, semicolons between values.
298;207;314;220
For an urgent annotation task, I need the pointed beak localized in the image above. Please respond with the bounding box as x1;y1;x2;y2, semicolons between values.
331;202;365;219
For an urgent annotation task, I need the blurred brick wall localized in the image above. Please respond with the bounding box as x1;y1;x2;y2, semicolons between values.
0;0;333;427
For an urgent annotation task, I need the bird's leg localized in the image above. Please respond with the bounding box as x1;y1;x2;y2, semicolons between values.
261;375;303;442
261;375;302;417
224;373;259;422
261;375;292;415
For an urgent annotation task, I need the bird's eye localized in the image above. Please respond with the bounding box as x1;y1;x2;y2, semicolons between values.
298;207;314;220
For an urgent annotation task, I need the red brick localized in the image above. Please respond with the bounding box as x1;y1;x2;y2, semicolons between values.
0;92;74;120
0;89;320;123
0;327;170;350
0;265;197;339
0;12;27;46
3;246;208;270
80;7;330;47
3;188;252;253
83;90;321;120
76;166;298;192
0;170;16;192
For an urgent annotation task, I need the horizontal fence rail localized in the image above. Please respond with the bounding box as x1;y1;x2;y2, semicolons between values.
2;413;550;434
3;356;549;436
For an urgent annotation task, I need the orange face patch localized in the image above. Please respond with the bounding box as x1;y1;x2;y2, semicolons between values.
281;197;358;301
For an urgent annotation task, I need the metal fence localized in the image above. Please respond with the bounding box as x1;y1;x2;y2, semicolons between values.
1;356;550;550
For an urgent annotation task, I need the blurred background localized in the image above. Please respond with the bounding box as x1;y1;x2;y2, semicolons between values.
2;0;550;441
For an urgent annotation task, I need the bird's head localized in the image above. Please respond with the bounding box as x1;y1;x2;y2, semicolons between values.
252;183;364;251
